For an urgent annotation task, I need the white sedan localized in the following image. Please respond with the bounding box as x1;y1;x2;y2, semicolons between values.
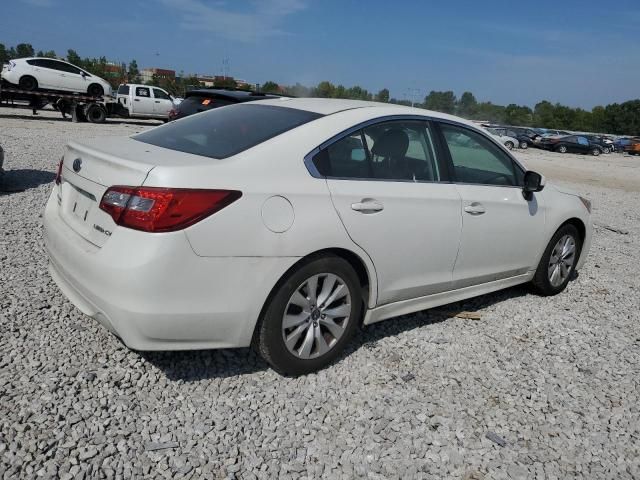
1;57;112;97
44;98;592;375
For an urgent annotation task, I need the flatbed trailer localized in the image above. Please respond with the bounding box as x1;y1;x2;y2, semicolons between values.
0;81;127;123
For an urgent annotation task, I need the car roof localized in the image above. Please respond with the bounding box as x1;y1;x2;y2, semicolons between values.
253;97;481;126
185;89;281;100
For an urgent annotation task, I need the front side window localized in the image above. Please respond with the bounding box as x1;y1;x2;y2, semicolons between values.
136;87;150;97
57;62;82;74
117;85;129;95
312;120;440;182
441;123;519;186
577;137;589;146
153;88;170;100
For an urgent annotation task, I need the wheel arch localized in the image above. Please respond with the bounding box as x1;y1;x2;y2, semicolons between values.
253;247;376;342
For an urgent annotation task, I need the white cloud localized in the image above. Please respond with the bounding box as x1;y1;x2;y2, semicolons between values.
160;0;307;42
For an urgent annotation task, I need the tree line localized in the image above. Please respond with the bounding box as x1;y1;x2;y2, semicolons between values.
1;43;639;135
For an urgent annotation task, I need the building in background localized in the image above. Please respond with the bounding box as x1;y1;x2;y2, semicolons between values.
140;67;176;84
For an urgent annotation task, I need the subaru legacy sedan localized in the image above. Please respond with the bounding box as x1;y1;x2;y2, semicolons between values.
44;98;592;375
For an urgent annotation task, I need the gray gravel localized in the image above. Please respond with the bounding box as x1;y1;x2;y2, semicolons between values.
1;109;640;479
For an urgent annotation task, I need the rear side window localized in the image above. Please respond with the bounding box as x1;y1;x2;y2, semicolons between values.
117;85;129;95
313;121;441;182
134;104;322;159
136;87;150;97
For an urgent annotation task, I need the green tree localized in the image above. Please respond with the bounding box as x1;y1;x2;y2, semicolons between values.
214;77;237;88
128;59;141;83
456;91;477;117
15;43;35;58
66;49;83;67
504;104;533;126
261;81;280;93
36;50;56;58
375;88;390;103
315;81;335;98
423;91;456;114
0;44;8;64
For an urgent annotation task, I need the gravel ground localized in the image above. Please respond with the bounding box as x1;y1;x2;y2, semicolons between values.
1;109;639;479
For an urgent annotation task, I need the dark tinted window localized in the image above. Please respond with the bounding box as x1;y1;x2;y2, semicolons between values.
56;62;82;74
117;85;129;95
26;59;41;66
135;87;150;97
441;123;519;186
153;88;170;100
134;104;322;159
39;59;64;71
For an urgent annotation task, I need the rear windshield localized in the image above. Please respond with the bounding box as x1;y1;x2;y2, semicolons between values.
133;104;322;159
117;85;129;95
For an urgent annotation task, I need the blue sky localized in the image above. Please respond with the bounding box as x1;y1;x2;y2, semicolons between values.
4;0;640;108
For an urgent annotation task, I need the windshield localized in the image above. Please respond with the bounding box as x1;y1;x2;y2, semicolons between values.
133;104;322;159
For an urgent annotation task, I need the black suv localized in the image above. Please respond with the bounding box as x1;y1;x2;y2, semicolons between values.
169;89;284;121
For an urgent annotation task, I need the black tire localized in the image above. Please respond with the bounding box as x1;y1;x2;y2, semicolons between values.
254;255;363;376
531;224;582;296
85;104;106;123
87;83;104;97
504;141;514;150
591;148;601;156
19;75;38;91
555;145;567;153
520;141;528;149
603;147;610;154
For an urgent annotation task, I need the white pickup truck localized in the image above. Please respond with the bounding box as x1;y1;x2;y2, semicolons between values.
116;84;175;121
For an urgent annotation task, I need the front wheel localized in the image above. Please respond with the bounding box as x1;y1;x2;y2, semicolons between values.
556;145;568;153
254;256;362;376
591;148;601;156
531;224;581;296
504;141;514;150
519;141;528;149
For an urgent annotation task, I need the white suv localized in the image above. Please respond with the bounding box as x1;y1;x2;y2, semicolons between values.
1;57;112;97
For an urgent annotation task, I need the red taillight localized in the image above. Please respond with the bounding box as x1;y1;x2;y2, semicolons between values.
55;157;64;185
99;186;242;233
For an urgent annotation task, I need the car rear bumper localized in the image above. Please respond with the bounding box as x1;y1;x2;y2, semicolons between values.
44;190;298;351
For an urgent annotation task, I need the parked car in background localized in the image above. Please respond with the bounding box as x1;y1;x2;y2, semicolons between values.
485;127;519;150
623;139;640;155
116;84;175;121
168;88;281;121
540;129;571;137
583;135;612;154
1;58;112;97
44;98;592;375
490;127;539;149
541;135;604;155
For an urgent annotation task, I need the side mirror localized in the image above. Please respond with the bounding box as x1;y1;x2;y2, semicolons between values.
523;170;544;200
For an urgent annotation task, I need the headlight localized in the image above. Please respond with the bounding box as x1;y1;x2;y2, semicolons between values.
579;196;592;213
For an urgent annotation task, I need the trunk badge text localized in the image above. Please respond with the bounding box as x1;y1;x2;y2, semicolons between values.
93;224;112;236
72;158;82;172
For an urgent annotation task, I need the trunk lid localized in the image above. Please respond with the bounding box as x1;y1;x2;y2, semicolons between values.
57;138;156;247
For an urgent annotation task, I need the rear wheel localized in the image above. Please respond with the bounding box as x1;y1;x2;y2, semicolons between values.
556;145;567;153
531;224;581;296
519;141;528;149
19;75;38;91
85;104;106;123
591;148;601;156
603;147;610;154
87;83;104;97
504;141;514;150
254;255;362;376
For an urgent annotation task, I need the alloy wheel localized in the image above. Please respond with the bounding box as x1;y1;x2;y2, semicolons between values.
547;234;576;287
282;273;352;359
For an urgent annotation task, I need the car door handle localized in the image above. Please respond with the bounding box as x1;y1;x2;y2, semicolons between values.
134;99;140;101
464;202;486;215
155;100;160;103
351;199;384;213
